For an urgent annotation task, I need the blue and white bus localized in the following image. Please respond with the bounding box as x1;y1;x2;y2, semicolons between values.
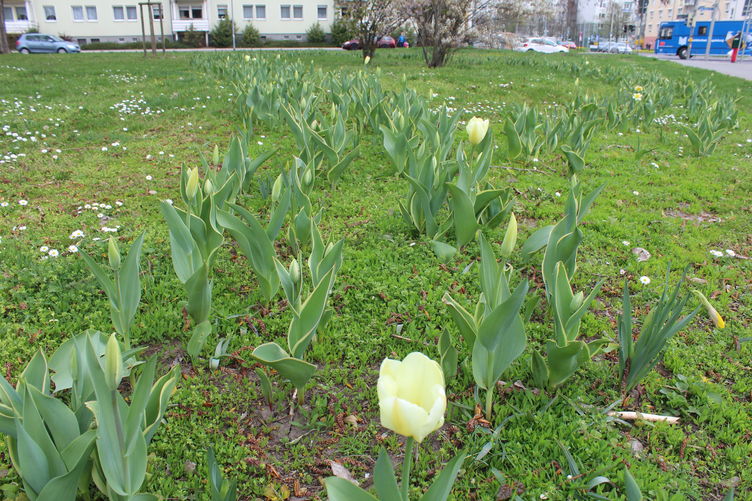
654;20;752;59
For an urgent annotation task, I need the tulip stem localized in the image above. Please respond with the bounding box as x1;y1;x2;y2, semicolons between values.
485;388;494;420
401;437;415;501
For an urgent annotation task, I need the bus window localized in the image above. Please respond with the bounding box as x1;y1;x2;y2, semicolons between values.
659;26;674;39
697;26;707;35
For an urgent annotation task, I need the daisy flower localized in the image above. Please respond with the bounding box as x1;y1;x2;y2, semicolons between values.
67;245;79;253
69;230;85;239
18;199;28;206
48;249;59;257
39;245;49;252
146;175;153;180
639;276;651;285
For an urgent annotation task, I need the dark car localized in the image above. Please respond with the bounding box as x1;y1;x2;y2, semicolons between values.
16;33;80;54
342;39;361;50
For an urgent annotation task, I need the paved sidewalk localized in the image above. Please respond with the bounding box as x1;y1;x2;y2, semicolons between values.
640;53;752;81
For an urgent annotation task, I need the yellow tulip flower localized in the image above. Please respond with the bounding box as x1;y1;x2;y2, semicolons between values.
466;117;490;145
377;352;446;443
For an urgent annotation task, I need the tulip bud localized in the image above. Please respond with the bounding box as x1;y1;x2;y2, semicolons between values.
310;120;319;130
108;236;121;270
104;334;122;391
692;290;725;329
212;144;220;165
302;169;313;186
570;291;584;311
377;352;446;443
186;168;200;200
209;358;220;370
289;259;300;284
466;117;490;146
244;54;250;62
499;213;518;259
364;56;371;65
204;178;214;195
271;175;283;202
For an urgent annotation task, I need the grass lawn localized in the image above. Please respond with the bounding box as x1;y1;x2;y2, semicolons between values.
0;49;750;500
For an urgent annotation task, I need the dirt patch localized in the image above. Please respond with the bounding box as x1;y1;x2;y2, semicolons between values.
663;209;722;224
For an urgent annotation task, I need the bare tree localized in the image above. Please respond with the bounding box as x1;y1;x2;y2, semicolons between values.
335;0;404;59
0;0;10;54
398;0;493;68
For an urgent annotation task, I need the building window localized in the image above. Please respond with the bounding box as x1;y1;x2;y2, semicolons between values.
127;6;137;19
16;6;28;20
77;38;87;44
152;6;162;19
72;6;85;20
256;5;266;18
86;6;98;20
281;5;291;19
293;5;303;18
317;5;327;19
44;5;57;20
697;26;707;35
179;5;203;19
243;5;253;18
113;6;125;20
91;38;100;43
217;5;228;19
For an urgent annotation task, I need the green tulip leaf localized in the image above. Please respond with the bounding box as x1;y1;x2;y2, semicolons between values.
324;477;377;501
419;450;467;501
252;343;316;390
373;448;401;501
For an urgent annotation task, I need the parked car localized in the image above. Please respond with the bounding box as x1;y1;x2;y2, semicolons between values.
590;41;613;52
515;38;569;54
609;42;633;54
342;39;362;50
16;34;80;54
377;36;396;49
559;40;577;49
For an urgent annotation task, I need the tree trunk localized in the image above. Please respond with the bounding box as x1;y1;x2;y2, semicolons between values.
0;0;10;54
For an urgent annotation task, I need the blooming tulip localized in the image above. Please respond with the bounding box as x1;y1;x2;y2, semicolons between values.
377;352;446;443
692;290;725;329
466;117;489;145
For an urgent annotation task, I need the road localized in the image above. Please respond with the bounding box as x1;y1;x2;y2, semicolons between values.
639;52;752;81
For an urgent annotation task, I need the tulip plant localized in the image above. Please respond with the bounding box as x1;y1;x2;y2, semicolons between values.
251;219;344;404
326;352;466;501
0;331;179;501
443;227;529;418
618;269;699;394
161;168;224;360
207;447;237;501
80;232;145;350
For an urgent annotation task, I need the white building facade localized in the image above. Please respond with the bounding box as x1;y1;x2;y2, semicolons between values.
3;0;335;44
643;0;751;47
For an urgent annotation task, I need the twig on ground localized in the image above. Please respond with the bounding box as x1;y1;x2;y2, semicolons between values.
607;411;680;424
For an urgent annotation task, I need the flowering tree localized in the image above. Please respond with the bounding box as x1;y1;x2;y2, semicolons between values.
0;0;10;54
397;0;493;68
335;0;404;59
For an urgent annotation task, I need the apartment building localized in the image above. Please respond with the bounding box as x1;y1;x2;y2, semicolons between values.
3;0;335;44
643;0;750;47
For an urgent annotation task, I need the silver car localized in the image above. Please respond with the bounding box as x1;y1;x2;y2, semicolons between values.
16;34;81;54
609;43;633;54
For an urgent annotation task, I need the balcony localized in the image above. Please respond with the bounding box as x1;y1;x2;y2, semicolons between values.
5;20;34;34
172;19;209;31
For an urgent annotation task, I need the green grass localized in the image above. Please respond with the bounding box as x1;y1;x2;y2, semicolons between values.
0;49;750;500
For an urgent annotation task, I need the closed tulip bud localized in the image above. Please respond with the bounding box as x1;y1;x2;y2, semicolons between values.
499;212;518;258
108;236;121;270
209;358;220;370
310;120;319;130
364;56;371;65
570;291;584;311
186;168;200;200
692;290;725;329
377;352;446;443
302;169;313;186
244;54;250;62
466;117;490;145
212;144;220;165
204;178;214;195
104;334;122;391
289;259;300;284
271;175;283;202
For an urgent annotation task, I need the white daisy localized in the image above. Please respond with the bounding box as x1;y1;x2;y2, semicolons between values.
18;199;28;206
67;245;78;253
622;240;630;246
639;276;651;285
48;249;59;257
69;230;85;239
710;249;724;257
39;245;49;252
725;249;736;257
146;175;153;181
0;202;8;207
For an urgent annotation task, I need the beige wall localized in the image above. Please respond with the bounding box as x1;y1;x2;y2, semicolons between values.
4;0;335;41
643;0;746;45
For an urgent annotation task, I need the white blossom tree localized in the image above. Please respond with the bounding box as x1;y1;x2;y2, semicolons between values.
335;0;404;59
